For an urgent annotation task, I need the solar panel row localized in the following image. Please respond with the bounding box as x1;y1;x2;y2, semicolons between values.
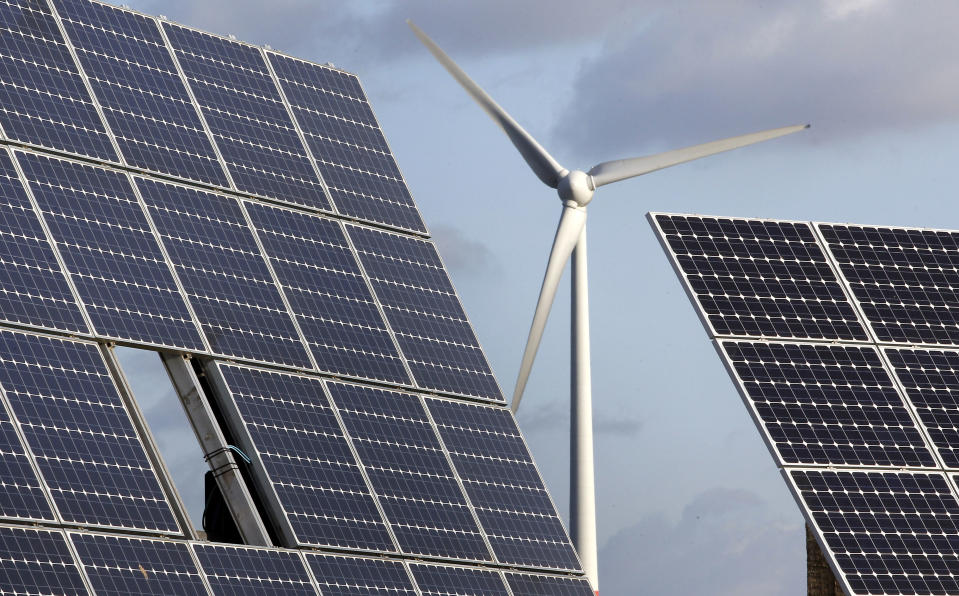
0;144;499;400
0;525;593;595
651;212;959;596
0;0;427;235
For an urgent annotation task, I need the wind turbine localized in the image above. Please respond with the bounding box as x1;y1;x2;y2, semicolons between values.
409;21;807;594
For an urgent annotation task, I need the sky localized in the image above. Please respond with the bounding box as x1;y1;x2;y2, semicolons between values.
113;1;959;594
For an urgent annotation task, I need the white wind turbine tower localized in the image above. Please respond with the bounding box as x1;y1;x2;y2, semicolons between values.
409;22;807;594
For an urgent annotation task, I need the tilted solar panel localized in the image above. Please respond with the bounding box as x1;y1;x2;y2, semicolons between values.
209;363;395;552
327;381;493;562
268;53;427;234
347;224;503;402
0;0;117;161
16;150;206;351
408;563;510;596
505;571;596;595
427;397;581;571
0;399;53;521
70;532;208;595
192;543;317;596
305;553;417;596
162;23;330;212
0;525;88;594
52;0;230;188
0;148;87;333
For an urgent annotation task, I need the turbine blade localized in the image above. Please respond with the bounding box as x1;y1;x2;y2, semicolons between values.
408;20;566;189
588;124;809;188
511;205;587;413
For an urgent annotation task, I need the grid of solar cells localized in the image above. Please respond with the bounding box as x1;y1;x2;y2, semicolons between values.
408;563;509;596
52;0;229;187
792;469;959;596
192;544;317;595
819;223;959;346
885;347;959;468
305;554;416;596
0;401;52;521
653;214;868;340
505;572;595;595
245;202;409;385
0;526;88;594
0;149;87;333
268;53;426;234
347;225;502;401
70;532;207;595
720;340;934;467
1;0;118;162
161;23;329;211
0;329;179;532
17;151;205;351
327;382;492;562
137;177;311;368
213;363;394;551
427;398;580;571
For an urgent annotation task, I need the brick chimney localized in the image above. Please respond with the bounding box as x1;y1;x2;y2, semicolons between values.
807;524;844;596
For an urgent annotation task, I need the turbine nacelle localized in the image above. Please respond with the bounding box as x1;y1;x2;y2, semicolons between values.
557;170;594;207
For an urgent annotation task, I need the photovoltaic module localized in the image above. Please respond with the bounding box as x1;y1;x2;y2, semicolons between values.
0;0;586;592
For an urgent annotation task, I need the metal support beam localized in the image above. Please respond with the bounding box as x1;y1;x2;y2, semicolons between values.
160;353;272;546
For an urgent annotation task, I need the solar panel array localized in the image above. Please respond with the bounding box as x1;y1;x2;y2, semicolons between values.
0;0;584;592
651;212;959;596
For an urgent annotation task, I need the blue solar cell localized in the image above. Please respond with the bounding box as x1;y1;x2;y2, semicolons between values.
720;340;935;467
427;399;580;571
245;202;409;385
0;149;87;333
0;0;117;161
347;225;502;402
408;563;509;596
0;526;87;594
327;382;492;562
0;329;179;533
0;399;53;521
137;177;311;368
162;23;329;211
70;532;207;595
193;543;318;595
17;151;205;351
305;554;416;596
52;0;229;187
268;53;426;234
212;363;394;551
505;572;594;595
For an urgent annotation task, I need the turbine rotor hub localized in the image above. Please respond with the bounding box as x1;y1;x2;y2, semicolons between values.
558;170;594;207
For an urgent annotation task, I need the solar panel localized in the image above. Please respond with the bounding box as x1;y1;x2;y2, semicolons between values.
267;53;427;234
161;23;330;212
884;347;959;468
305;553;416;596
244;202;410;385
326;381;493;562
347;224;503;402
719;340;936;467
69;532;207;595
51;0;229;188
651;214;869;341
505;572;596;595
136;176;312;368
426;398;581;571
0;329;179;533
818;223;959;346
210;363;395;552
0;398;53;522
408;563;509;596
0;0;117;161
0;525;88;594
192;543;318;595
16;151;206;351
790;469;959;595
0;148;87;333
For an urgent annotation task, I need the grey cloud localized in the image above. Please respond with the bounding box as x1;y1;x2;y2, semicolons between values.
430;225;500;278
600;487;804;595
555;1;959;160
